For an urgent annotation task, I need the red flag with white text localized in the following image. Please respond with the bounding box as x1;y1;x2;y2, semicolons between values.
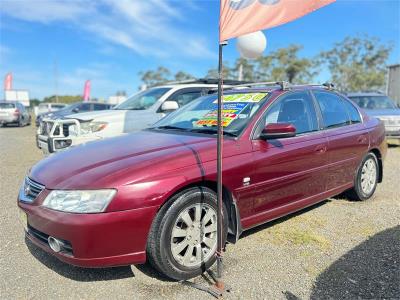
220;0;335;42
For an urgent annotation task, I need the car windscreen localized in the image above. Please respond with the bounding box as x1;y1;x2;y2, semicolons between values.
0;103;15;109
114;88;171;110
349;96;396;109
151;92;270;136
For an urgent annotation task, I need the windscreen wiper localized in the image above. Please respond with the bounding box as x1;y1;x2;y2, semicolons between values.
189;128;238;137
152;125;188;131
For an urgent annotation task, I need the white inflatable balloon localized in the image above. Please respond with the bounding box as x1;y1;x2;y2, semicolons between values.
236;31;267;59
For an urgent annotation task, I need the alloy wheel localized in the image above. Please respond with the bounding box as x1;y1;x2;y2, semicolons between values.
170;203;217;268
360;158;377;195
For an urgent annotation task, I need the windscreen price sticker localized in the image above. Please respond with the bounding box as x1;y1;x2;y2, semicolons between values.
195;102;248;127
213;92;268;103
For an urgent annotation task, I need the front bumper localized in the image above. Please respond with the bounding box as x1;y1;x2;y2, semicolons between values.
384;126;400;139
36;118;102;153
18;199;159;267
0;115;18;124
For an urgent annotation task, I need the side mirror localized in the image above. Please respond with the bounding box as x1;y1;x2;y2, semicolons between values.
260;123;296;139
161;101;179;112
72;107;80;113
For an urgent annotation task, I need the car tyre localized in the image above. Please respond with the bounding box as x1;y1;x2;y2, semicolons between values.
147;186;227;281
18;117;23;127
346;152;379;201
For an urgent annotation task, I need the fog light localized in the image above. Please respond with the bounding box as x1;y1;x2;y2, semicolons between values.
48;236;62;252
54;139;72;149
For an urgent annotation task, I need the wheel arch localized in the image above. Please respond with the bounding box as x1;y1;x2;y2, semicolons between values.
156;180;243;244
369;148;383;183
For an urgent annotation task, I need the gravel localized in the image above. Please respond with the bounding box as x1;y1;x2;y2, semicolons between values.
1;125;399;299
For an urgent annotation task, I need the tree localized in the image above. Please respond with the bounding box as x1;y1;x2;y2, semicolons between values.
232;58;256;81
256;45;317;83
139;66;171;87
320;35;393;91
206;61;234;79
174;71;195;82
42;95;82;104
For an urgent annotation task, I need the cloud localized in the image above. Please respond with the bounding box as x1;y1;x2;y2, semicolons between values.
1;0;216;59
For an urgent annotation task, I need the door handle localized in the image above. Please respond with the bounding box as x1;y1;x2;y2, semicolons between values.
315;145;327;154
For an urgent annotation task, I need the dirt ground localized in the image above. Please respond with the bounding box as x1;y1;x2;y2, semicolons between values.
1;124;399;299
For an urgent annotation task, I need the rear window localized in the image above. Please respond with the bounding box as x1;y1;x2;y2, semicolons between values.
52;104;66;109
38;103;48;108
0;103;15;109
313;91;350;129
349;96;396;109
342;98;362;124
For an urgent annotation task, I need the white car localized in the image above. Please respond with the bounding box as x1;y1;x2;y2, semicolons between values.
37;83;217;153
35;102;67;116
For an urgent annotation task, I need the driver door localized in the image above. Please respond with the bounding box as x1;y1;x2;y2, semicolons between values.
250;91;328;219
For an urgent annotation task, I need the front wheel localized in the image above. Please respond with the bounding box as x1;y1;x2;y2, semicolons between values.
347;152;379;201
147;187;227;280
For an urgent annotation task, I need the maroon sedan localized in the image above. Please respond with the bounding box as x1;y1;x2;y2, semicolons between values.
18;84;386;280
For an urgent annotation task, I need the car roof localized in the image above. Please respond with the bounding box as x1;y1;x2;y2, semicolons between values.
155;83;218;89
347;92;386;97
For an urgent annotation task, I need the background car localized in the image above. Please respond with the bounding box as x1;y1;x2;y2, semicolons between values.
19;82;386;280
35;101;113;126
0;101;31;127
36;80;221;153
347;92;400;141
35;102;67;117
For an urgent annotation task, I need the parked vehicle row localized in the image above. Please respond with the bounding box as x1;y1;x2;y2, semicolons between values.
0;101;31;127
347;92;400;141
35;101;113;126
18;82;387;280
36;83;217;153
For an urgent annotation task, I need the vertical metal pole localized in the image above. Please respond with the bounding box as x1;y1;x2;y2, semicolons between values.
215;42;225;290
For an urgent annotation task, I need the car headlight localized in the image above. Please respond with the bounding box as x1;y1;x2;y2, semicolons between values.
80;121;108;134
42;189;116;213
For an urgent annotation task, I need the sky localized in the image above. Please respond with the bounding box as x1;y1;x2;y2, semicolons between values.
0;0;399;100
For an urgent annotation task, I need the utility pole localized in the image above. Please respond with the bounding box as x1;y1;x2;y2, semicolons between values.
54;60;59;103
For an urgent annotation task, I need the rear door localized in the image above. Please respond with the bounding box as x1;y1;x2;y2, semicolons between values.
312;90;369;190
251;90;329;215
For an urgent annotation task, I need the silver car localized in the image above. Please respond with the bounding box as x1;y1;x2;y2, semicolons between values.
0;101;31;127
348;92;400;140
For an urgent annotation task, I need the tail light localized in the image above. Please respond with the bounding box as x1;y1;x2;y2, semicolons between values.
13;109;20;116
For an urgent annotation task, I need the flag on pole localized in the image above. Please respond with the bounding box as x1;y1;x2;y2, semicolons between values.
220;0;335;42
83;80;91;101
4;73;12;90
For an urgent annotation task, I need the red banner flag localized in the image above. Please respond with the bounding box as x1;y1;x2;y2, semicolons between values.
220;0;335;42
83;80;91;101
4;73;12;90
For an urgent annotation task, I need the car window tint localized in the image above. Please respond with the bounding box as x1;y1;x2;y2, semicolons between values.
174;91;202;107
0;103;15;109
79;103;91;111
342;98;362;124
263;91;318;135
314;91;350;129
93;104;108;111
52;104;65;109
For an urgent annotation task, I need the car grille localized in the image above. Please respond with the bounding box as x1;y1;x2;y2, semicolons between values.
23;177;45;202
62;124;70;137
40;121;53;136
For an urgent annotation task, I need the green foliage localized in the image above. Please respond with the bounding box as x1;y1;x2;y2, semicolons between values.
174;71;195;82
205;45;317;83
320;35;393;91
42;95;82;104
139;66;171;87
139;67;196;87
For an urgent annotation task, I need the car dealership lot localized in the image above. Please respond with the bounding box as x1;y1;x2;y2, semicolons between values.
1;125;399;299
